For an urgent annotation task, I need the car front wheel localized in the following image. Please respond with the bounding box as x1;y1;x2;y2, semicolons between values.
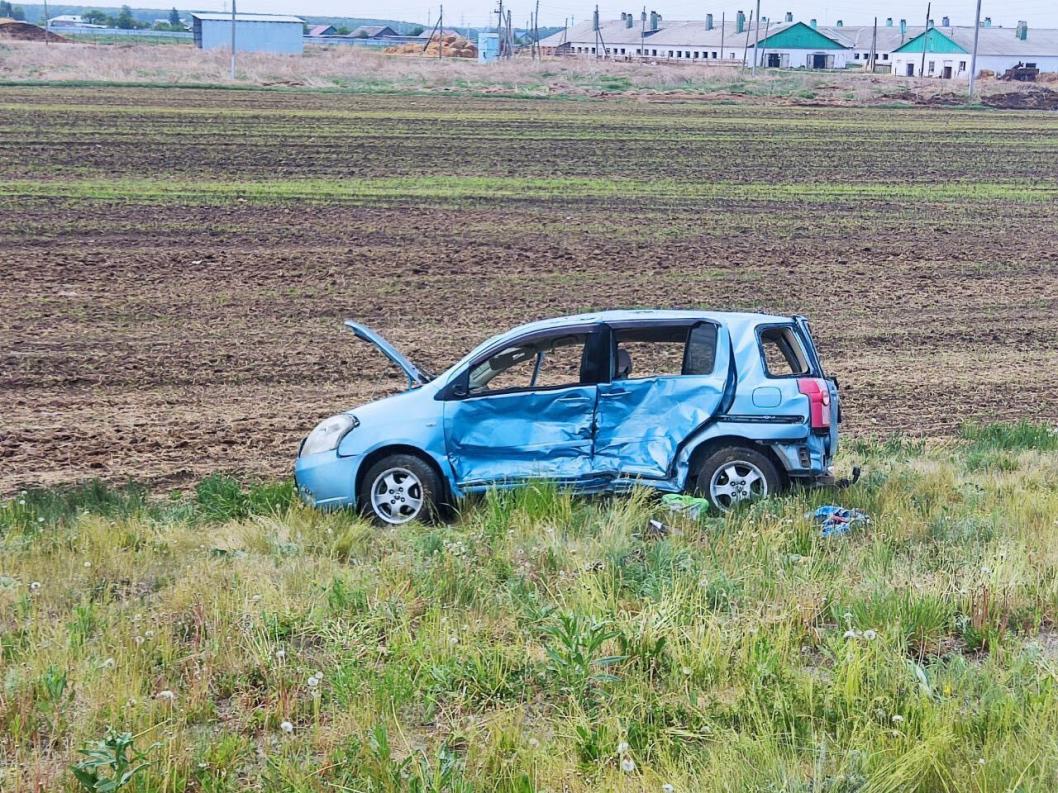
359;453;441;525
694;446;781;512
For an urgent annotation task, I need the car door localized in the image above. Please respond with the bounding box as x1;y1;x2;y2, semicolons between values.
442;327;608;489
593;321;731;479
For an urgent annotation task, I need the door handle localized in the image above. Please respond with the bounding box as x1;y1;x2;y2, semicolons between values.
600;390;629;398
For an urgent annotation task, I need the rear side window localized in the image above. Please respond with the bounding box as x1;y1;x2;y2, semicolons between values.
614;323;717;379
759;326;810;377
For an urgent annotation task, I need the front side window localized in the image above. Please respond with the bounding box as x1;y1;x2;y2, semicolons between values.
759;326;810;377
467;333;591;394
613;323;718;379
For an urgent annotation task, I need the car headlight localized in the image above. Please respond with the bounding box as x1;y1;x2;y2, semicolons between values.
300;414;358;457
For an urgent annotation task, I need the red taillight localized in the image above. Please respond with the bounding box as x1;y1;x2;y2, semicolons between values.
798;377;831;431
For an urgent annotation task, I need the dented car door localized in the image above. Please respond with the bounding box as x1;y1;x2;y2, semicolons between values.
442;327;608;489
593;321;731;479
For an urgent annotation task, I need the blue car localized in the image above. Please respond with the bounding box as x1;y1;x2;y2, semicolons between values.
295;310;841;524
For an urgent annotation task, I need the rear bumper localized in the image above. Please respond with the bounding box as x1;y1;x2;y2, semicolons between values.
770;434;834;478
293;450;358;509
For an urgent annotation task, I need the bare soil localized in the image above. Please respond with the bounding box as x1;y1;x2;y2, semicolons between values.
1;87;1056;493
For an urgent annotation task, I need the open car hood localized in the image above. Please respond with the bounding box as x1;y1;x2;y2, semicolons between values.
344;320;432;389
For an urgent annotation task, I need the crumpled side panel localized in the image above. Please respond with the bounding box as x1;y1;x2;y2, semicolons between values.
594;376;726;479
444;386;597;485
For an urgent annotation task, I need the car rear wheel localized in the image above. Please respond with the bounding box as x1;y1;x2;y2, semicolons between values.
694;446;781;512
360;453;441;525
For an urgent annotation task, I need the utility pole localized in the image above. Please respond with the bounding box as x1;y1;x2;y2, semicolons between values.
42;0;49;45
720;11;725;59
593;4;600;59
506;9;512;58
759;18;771;67
534;0;540;58
968;0;982;97
751;0;761;75
439;4;444;59
230;0;236;79
868;16;877;71
920;2;930;77
496;0;504;57
741;10;753;69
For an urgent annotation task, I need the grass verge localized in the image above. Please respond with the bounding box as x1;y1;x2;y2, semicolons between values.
2;424;1058;790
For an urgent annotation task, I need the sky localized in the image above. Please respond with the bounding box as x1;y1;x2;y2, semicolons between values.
196;1;1058;29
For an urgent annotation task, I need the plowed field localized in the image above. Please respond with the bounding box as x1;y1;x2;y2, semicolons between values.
2;86;1057;492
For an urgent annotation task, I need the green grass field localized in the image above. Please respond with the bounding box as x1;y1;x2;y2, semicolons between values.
3;423;1058;791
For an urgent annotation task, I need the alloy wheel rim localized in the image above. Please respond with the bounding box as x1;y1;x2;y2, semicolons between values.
370;467;424;524
709;461;768;510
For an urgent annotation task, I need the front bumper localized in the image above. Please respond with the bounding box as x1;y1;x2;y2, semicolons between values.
293;449;358;509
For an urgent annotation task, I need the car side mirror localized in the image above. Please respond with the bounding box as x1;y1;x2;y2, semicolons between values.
448;382;469;399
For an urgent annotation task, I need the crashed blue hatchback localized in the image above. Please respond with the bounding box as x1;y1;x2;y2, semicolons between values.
295;310;841;524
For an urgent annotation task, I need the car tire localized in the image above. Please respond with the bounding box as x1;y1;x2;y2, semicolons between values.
694;445;782;512
359;453;441;526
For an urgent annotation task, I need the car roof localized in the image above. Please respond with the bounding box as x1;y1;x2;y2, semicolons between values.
504;309;793;336
460;309;794;363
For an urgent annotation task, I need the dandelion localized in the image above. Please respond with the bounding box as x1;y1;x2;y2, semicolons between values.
83;561;91;568
156;690;175;702
275;649;285;660
977;758;986;766
449;635;459;645
134;635;144;646
37;517;44;523
29;581;41;592
279;720;294;734
663;785;675;793
892;714;904;724
843;611;853;624
528;738;540;749
863;629;878;640
307;674;320;689
617;741;629;755
17;499;26;506
251;594;262;602
681;666;692;676
621;757;636;773
101;657;115;669
843;629;857;639
144;630;155;639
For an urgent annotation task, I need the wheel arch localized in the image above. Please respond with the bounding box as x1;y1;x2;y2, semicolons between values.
354;444;452;507
685;435;789;490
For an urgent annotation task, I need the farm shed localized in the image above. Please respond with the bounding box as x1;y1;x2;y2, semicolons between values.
306;24;337;37
744;21;850;69
191;13;305;55
891;23;1058;79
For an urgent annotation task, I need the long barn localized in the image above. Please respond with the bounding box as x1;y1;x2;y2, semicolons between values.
539;12;1058;78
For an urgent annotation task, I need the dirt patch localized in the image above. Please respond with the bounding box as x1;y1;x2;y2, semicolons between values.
0;19;68;42
982;87;1058;110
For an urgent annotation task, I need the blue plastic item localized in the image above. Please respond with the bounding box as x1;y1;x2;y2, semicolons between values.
809;505;870;537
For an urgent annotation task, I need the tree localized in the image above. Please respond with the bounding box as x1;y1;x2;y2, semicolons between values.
406;24;424;36
334;25;350;35
115;4;135;29
168;7;180;26
82;9;108;25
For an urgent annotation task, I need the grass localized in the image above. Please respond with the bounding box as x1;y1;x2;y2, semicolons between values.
2;424;1058;790
4;176;1055;208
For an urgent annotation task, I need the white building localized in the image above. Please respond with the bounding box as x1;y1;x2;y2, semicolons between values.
891;22;1058;79
539;12;1058;78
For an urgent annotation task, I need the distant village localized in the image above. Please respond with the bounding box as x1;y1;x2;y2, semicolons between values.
4;3;1057;81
